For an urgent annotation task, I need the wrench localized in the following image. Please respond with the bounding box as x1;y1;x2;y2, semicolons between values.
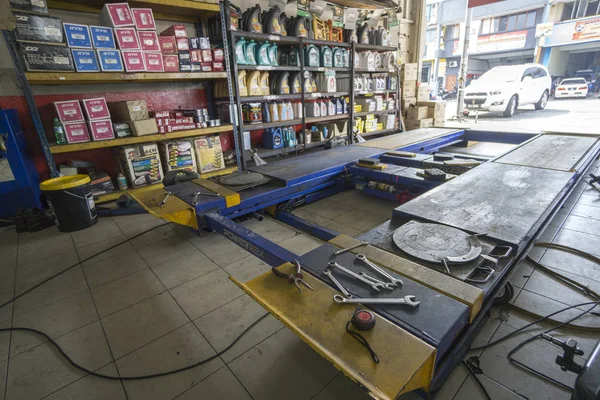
356;254;403;287
358;272;395;291
323;269;353;298
327;261;384;292
333;241;368;255
333;294;420;307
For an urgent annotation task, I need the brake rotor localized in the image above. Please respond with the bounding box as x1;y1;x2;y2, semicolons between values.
392;221;482;264
219;171;265;186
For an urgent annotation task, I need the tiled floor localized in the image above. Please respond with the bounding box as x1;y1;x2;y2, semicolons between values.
1;166;599;399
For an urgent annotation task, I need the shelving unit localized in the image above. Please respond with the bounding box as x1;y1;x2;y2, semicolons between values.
2;0;241;197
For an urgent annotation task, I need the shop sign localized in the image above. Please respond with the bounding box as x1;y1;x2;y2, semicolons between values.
474;30;527;53
573;17;600;41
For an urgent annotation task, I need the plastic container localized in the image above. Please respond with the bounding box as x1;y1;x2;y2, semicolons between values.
40;174;97;232
245;40;257;65
290;71;302;93
263;127;283;149
235;37;247;64
268;43;278;66
332;47;343;68
247;70;262;95
256;42;270;65
243;4;262;33
321;46;333;68
305;45;319;67
273;72;290;94
357;24;369;44
117;173;128;190
259;72;270;95
238;70;248;96
262;7;282;35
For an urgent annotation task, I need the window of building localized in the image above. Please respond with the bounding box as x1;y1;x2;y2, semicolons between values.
515;12;527;29
426;4;433;23
426;28;437;43
526;11;537;27
492;17;500;33
499;16;508;31
422;65;431;83
447;24;460;40
483;10;539;35
480;18;491;35
507;14;517;31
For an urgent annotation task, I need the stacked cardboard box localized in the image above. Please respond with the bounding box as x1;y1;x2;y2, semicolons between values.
418;100;447;126
108;100;158;136
53;98;115;143
400;63;417;119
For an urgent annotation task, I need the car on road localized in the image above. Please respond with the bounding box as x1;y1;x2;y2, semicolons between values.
575;69;597;92
463;64;552;118
554;77;589;99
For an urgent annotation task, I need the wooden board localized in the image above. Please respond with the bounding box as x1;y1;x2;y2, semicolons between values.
232;263;436;400
329;235;484;322
357;128;462;150
494;134;599;172
26;71;226;85
192;178;240;208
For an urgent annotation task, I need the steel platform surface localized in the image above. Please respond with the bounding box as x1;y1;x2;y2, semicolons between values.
393;162;575;250
248;145;388;186
298;243;470;360
493;134;599;172
356;128;463;150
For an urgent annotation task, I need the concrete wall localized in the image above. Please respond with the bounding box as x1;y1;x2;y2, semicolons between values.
439;0;546;25
547;46;570;75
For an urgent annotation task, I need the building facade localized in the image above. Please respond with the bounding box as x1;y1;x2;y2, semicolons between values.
424;0;600;93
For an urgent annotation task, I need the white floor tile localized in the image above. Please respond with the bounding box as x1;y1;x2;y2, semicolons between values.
175;366;252;400
151;249;220;290
278;234;323;256
223;255;271;283
312;373;372;400
83;250;149;289
43;363;127;400
70;218;123;249
137;237;197;267
200;239;251;268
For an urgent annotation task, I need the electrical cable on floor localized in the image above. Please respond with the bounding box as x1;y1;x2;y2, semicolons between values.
462;359;492;400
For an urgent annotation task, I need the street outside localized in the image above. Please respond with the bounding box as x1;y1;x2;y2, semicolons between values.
440;96;600;135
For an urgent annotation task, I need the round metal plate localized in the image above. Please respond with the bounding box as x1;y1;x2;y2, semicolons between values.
219;172;265;186
392;221;481;264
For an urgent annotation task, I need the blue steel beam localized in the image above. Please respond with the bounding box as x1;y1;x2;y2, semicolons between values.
204;212;299;267
464;130;538;145
274;211;339;242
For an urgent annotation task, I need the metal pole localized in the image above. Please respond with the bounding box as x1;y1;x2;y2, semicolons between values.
432;1;444;98
455;5;472;119
571;0;577;19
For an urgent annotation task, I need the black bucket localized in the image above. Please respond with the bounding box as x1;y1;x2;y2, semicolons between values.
40;174;98;232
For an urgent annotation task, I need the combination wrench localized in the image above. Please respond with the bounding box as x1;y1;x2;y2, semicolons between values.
356;254;403;287
333;241;368;255
333;294;420;307
327;261;385;291
358;272;395;291
323;269;353;298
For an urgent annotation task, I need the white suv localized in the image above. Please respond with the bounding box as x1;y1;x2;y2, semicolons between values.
464;64;552;117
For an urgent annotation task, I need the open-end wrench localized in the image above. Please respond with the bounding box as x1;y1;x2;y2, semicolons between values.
333;241;368;255
356;254;403;287
358;272;395;291
323;269;353;298
327;261;384;292
333;294;420;307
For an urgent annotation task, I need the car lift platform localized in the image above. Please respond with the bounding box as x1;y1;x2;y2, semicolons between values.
129;129;600;399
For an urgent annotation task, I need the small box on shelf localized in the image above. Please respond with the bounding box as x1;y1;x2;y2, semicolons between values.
129;119;159;136
401;63;418;81
119;144;164;188
132;8;156;30
97;49;124;72
63;24;92;48
54;100;84;123
100;3;134;28
90;26;116;49
9;0;49;14
88;119;115;141
72;49;100;72
20;43;74;72
108;100;148;121
82;98;110;120
144;52;164;72
176;37;189;51
14;13;64;44
158;36;177;54
115;27;140;50
163;55;179;72
122;50;145;72
63;122;91;143
160;24;187;38
138;31;160;52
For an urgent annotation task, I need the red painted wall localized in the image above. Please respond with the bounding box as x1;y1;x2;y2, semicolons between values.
0;88;233;181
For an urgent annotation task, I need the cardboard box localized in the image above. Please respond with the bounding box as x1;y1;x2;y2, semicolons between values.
143;52;164;72
63;23;92;48
200;49;212;62
405;118;433;130
419;100;447;120
401;97;417;112
82;98;110;120
138;31;159;52
193;135;224;173
401;63;418;81
97;49;124;72
158;36;177;54
119;144;163;187
163;55;179;72
63;122;90;143
406;106;429;120
212;61;224;71
71;49;99;72
212;48;224;62
20;43;74;71
189;37;201;50
178;51;190;62
90;26;115;49
132;8;156;30
88;119;115;141
54;100;84;123
9;0;48;14
122;50;145;72
108;100;149;121
14;13;64;44
402;81;417;98
179;63;191;72
115;27;140;50
417;85;430;102
100;3;134;28
434;117;445;126
189;50;202;63
176;37;189;51
160;24;187;38
128;118;158;136
159;140;197;173
200;62;212;72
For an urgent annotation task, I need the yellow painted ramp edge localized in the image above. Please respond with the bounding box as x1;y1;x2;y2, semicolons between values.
129;188;198;230
231;263;436;400
329;235;484;322
192;178;240;208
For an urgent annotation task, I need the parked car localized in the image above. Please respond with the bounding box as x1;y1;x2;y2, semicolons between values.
554;77;589;99
463;64;552;117
574;69;597;92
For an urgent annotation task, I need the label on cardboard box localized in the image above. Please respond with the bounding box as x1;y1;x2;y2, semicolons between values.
54;100;84;123
176;37;189;51
63;23;92;48
101;3;134;28
122;50;145;72
97;49;124;72
212;61;224;71
158;36;177;54
200;49;212;62
64;122;90;143
143;52;164;72
180;64;191;72
88;119;115;141
132;8;156;30
178;51;190;61
14;13;64;44
160;24;187;38
90;26;116;49
20;43;74;72
163;55;179;72
138;31;159;52
72;49;100;72
115;28;140;50
200;62;212;72
189;50;202;63
82;98;110;120
212;48;224;62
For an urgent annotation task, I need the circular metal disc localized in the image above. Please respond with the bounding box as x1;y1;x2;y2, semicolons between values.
219;172;265;186
392;221;481;264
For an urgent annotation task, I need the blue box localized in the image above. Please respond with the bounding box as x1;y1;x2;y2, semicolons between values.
63;23;92;48
90;26;116;49
97;50;124;72
72;49;100;72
